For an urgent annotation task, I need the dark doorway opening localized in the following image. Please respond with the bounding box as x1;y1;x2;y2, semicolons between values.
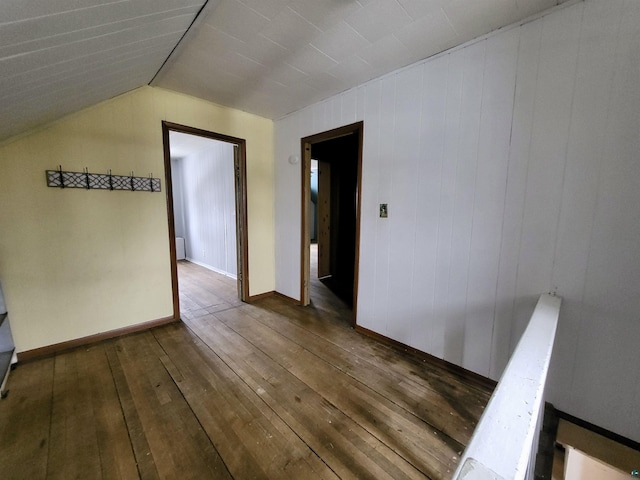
301;122;363;327
312;135;359;306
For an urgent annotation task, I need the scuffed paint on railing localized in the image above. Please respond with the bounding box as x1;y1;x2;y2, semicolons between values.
453;293;562;480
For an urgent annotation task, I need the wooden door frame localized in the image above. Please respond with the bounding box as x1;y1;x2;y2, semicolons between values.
316;160;331;279
300;121;363;327
162;121;249;321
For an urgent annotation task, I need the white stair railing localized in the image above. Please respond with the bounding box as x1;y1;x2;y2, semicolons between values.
453;293;562;480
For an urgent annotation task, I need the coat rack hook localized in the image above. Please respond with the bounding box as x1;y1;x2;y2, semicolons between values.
58;165;65;189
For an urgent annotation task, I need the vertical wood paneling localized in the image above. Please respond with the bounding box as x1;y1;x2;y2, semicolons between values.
341;90;357;123
411;55;448;355
464;29;519;377
316;100;328;133
546;0;624;406
176;140;237;277
569;0;640;440
274;0;640;442
276;114;302;298
300;106;315;138
355;85;366;123
171;157;187;239
312;104;325;135
511;4;583;350
224;149;237;276
492;19;542;378
372;75;396;334
433;52;462;360
387;65;422;345
356;81;382;331
444;41;485;368
330;96;342;126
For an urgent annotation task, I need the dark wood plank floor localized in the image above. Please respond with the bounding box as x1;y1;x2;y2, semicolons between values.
0;260;491;479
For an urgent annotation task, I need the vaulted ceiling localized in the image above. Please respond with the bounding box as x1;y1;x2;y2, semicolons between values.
0;0;570;142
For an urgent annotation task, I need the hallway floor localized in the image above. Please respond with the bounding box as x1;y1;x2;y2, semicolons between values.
0;262;492;479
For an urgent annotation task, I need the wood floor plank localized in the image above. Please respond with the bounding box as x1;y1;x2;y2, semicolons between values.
105;342;161;480
47;347;105;479
178;262;241;308
0;358;54;480
76;345;139;479
153;322;340;480
255;296;490;406
111;331;232;480
183;312;427;480
211;307;462;479
239;300;484;446
257;296;490;400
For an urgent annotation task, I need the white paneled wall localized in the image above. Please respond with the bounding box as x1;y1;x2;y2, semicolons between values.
172;140;237;278
275;0;640;442
171;157;187;239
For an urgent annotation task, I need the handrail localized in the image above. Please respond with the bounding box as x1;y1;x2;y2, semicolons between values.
453;293;562;480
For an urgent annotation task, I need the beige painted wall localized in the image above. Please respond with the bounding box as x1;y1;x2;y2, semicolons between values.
0;86;275;352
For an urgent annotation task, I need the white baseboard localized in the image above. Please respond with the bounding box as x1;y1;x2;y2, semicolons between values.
185;257;238;280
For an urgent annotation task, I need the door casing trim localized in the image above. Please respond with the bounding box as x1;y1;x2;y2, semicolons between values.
162;121;249;320
300;121;364;327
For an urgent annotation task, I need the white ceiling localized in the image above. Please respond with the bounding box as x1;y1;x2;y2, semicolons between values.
0;0;570;142
0;0;206;141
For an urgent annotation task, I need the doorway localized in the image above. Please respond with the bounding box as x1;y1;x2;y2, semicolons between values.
162;122;249;321
301;121;363;326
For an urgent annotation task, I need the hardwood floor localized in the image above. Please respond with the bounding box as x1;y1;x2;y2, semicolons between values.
307;243;353;320
0;262;491;479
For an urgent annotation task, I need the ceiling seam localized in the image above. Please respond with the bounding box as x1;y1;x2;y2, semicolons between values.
148;0;218;86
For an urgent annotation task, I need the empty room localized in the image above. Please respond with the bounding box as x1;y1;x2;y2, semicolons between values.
1;0;639;479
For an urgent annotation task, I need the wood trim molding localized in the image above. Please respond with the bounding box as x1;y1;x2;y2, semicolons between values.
246;291;300;305
161;121;250;305
246;291;275;303
300;121;364;327
162;122;181;321
236;139;250;300
300;137;311;307
272;291;301;305
555;409;640;452
352;122;364;325
355;325;497;391
162;121;248;147
17;316;178;363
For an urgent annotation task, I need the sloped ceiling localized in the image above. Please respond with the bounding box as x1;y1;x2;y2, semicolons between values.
0;0;570;142
0;0;207;141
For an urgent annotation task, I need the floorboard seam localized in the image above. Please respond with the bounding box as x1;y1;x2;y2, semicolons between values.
208;311;443;479
150;328;236;480
105;344;144;480
179;315;344;480
238;304;466;454
44;356;56;479
105;342;154;480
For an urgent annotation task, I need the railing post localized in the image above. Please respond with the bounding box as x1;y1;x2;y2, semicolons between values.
453;293;562;480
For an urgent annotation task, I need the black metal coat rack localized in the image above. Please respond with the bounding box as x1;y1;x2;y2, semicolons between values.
46;166;161;192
